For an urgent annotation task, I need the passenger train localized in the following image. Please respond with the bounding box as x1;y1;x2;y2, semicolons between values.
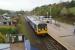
26;16;48;35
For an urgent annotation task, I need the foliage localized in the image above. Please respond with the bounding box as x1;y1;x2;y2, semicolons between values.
17;15;26;33
60;7;70;16
0;26;17;34
0;32;6;43
69;0;75;7
32;4;62;17
69;7;75;15
31;1;75;24
0;9;11;15
16;15;30;38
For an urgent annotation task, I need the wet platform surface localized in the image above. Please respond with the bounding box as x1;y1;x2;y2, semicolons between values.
47;22;75;50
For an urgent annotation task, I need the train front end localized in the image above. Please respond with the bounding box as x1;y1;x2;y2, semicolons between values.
37;24;48;35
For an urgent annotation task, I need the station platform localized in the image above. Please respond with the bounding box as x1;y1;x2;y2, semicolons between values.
47;23;75;50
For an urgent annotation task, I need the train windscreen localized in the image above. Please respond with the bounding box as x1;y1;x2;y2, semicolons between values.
38;24;47;30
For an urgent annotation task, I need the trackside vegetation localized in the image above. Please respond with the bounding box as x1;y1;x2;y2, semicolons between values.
32;0;75;24
16;15;29;38
0;26;17;43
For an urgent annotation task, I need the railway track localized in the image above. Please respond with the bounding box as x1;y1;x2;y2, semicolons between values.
38;35;57;50
41;35;57;50
39;35;67;50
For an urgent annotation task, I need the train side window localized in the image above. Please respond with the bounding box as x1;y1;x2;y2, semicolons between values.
38;24;47;30
34;24;37;31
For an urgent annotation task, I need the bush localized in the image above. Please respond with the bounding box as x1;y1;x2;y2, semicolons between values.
0;26;17;34
0;32;5;43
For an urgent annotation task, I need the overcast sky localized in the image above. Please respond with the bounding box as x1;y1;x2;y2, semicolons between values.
0;0;71;11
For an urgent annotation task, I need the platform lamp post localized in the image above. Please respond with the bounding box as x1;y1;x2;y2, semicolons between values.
50;4;51;17
33;10;35;15
49;4;52;24
73;23;75;34
47;12;48;18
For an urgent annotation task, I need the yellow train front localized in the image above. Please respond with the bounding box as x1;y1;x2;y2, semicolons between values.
33;23;48;35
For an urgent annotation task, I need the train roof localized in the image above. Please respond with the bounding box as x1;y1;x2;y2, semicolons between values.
27;16;46;25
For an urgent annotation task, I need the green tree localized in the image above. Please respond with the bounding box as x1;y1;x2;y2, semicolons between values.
60;7;70;16
70;0;75;7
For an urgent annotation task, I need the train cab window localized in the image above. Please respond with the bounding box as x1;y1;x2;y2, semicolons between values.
38;24;47;30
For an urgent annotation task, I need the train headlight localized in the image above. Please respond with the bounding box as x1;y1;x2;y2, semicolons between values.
45;28;47;31
42;29;44;31
38;29;41;32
